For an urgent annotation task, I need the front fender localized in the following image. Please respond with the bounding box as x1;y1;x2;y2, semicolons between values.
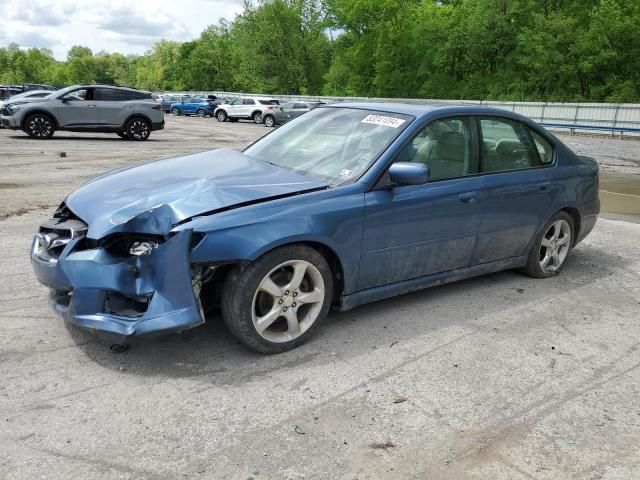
184;187;365;294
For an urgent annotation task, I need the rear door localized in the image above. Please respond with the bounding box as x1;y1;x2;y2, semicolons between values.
240;98;256;117
473;117;559;263
359;116;484;290
95;88;131;127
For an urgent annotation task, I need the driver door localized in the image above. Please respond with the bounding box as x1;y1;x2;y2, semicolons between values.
56;88;99;127
358;117;484;290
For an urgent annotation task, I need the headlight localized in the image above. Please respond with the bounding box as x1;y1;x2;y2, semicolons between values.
101;234;165;258
6;104;20;115
129;241;158;256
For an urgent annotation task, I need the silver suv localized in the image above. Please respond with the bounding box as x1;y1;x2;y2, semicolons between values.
214;97;280;124
0;85;165;140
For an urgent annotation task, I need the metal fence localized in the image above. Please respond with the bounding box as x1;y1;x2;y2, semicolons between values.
170;90;640;137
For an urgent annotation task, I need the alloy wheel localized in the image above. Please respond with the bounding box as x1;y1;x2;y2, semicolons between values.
127;119;150;140
28;116;53;138
264;116;275;127
539;219;571;273
251;260;325;343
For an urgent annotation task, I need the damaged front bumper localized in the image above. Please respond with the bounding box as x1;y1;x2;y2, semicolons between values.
30;218;204;342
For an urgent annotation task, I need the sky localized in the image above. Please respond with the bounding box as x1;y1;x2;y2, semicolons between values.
0;0;246;60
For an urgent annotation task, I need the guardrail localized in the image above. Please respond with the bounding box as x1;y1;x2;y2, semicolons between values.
168;91;640;137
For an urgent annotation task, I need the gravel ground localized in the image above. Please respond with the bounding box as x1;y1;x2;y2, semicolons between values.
1;117;640;479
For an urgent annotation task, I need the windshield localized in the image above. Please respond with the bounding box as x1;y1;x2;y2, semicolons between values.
244;107;413;185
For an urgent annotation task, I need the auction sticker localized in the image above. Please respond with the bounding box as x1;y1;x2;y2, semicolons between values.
361;114;406;128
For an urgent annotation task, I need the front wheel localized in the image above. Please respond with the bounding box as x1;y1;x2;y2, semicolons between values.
523;211;574;278
24;113;55;139
125;117;151;141
263;115;275;127
116;131;128;139
252;112;263;124
221;245;333;353
172;108;181;116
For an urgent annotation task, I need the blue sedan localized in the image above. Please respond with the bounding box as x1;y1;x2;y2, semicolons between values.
30;103;599;353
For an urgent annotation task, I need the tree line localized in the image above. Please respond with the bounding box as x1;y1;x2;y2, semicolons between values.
1;0;638;102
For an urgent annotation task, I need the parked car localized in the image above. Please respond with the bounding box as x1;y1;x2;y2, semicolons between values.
160;95;186;113
263;101;324;127
0;84;164;140
29;103;599;353
22;83;57;92
0;85;22;102
169;97;216;117
214;97;280;124
0;90;54;108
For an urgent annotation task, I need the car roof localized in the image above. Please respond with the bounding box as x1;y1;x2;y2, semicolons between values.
326;101;533;122
69;84;152;94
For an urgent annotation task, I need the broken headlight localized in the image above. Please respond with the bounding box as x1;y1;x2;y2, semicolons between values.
101;234;166;258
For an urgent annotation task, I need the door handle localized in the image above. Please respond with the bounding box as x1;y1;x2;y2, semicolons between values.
87;104;96;108
459;192;477;204
538;182;551;192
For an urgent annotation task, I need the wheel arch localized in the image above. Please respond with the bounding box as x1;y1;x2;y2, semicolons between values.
559;206;581;246
21;109;59;130
122;113;152;129
198;238;347;306
251;109;263;118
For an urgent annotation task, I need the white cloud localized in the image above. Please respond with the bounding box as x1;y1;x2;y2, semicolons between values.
1;0;245;59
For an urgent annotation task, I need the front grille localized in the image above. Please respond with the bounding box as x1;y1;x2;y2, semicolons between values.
34;216;88;262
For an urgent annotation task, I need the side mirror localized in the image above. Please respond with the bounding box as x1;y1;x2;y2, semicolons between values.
60;96;70;103
388;162;430;186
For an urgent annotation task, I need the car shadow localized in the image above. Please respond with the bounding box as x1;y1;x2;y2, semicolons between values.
8;135;165;142
70;243;623;384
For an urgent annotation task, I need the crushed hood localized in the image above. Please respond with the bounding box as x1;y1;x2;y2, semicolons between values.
65;148;327;238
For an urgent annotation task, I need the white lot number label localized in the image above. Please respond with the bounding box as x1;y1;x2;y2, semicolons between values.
361;114;406;128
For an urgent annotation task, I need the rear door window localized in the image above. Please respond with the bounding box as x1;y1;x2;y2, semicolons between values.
479;118;545;173
243;98;256;105
96;88;130;101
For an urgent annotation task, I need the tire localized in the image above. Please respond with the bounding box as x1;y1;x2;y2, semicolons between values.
523;211;574;278
196;109;206;117
221;245;333;354
116;131;128;139
216;110;227;122
172;108;181;116
263;115;275;127
24;113;55;139
124;117;151;141
252;112;263;124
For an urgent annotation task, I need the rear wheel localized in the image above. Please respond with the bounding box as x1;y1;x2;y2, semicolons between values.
221;245;333;353
524;211;574;278
125;117;151;141
263;115;275;127
252;112;263;124
196;109;206;117
216;110;227;122
24;113;55;139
